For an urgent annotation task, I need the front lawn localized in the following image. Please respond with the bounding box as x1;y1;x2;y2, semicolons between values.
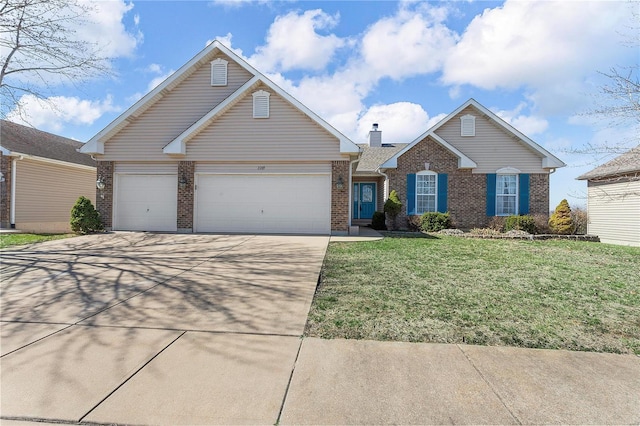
0;233;74;249
306;236;640;354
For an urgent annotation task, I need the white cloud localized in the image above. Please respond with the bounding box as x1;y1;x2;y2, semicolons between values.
146;63;162;74
249;10;347;72
78;0;141;58
7;94;120;133
493;102;549;136
147;70;175;91
356;102;438;144
360;3;457;80
442;1;634;114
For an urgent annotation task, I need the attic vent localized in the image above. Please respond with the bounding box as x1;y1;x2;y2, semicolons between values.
210;58;228;86
252;90;270;118
460;114;475;137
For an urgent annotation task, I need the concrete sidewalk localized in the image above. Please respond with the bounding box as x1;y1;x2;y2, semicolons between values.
281;338;640;425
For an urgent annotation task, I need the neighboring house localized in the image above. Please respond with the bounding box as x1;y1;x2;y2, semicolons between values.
354;100;566;229
0;120;96;233
80;41;360;235
577;146;640;246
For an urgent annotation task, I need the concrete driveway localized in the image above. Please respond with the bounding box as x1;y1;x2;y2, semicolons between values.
1;232;328;424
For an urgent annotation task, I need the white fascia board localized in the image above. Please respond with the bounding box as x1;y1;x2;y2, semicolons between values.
10;152;96;171
213;43;361;154
429;133;477;168
85;40;247;152
79;139;103;155
0;146;14;156
463;99;566;169
164;76;261;155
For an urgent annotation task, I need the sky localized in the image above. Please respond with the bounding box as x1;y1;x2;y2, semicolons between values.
3;0;639;210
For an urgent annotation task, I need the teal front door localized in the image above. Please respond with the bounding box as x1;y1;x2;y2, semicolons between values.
353;182;376;219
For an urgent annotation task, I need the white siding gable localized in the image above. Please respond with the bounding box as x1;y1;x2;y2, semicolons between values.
253;90;270;118
210;58;228;86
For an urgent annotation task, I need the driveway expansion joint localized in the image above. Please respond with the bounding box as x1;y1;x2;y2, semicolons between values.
77;331;187;423
456;344;522;425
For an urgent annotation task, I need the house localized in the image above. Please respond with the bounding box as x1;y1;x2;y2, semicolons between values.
80;41;360;235
354;100;566;229
577;145;640;246
0;120;97;233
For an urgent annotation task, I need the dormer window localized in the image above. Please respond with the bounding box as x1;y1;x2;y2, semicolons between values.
210;58;228;86
460;114;475;137
252;90;270;118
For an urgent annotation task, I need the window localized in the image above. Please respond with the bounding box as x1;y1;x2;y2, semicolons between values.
416;172;437;214
210;58;228;86
252;90;270;118
496;174;518;216
460;114;475;137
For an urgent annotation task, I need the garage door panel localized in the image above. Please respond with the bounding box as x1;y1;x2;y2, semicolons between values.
196;174;330;234
115;175;177;232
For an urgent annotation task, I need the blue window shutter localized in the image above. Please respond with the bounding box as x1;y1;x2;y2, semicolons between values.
407;174;416;215
519;174;530;215
437;173;448;213
486;174;496;216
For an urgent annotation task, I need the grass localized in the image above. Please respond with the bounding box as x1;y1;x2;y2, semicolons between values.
306;235;640;355
0;233;74;249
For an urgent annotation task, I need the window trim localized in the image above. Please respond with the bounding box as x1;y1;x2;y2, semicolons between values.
210;58;228;86
460;114;476;137
416;170;438;215
495;171;519;216
252;90;270;118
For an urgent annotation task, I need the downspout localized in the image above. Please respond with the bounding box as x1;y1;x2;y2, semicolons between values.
348;157;360;228
10;156;20;228
377;168;389;201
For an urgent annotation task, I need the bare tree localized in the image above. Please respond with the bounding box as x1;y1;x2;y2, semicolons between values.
0;0;112;119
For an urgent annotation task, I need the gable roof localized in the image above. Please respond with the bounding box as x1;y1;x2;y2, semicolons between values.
81;41;360;156
1;120;95;168
381;99;565;170
577;145;640;180
355;143;407;173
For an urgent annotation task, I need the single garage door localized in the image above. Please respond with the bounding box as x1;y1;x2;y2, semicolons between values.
115;174;177;232
195;174;331;234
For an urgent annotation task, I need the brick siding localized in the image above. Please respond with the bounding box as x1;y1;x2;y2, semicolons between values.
0;154;11;228
96;161;113;230
385;136;550;229
177;161;194;231
331;161;349;233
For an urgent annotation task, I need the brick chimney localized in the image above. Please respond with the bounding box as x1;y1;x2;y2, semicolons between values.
369;123;381;147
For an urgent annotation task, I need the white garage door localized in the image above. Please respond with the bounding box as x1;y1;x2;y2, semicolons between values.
195;174;331;234
115;174;177;232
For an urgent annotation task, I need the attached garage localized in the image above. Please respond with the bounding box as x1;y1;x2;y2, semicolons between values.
114;164;178;232
195;173;331;234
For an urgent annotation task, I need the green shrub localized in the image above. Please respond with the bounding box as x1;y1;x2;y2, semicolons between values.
504;215;536;234
371;211;387;230
549;199;574;235
420;212;451;232
70;196;103;234
383;190;402;230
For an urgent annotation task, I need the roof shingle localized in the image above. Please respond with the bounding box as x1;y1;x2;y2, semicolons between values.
577;145;640;180
1;120;95;167
355;143;407;173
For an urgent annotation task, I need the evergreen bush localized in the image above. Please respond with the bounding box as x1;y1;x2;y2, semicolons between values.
420;212;451;232
549;199;574;234
371;211;387;230
70;196;103;234
383;190;402;230
504;215;536;234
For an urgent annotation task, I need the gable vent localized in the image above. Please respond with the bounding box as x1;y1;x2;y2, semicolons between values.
210;58;228;86
252;90;270;118
460;114;476;137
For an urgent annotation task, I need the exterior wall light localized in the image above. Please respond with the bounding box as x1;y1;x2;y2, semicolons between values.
178;175;188;190
336;175;344;190
96;176;106;199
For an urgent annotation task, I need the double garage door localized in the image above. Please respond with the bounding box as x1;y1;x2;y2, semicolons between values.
114;169;330;234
